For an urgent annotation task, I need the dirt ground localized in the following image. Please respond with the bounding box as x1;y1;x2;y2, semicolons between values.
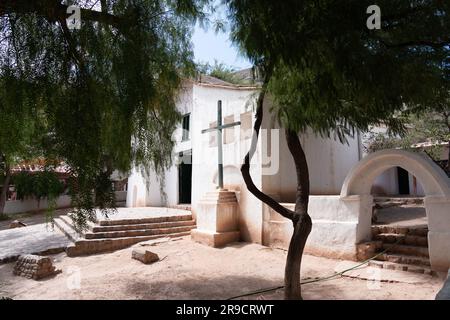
0;237;445;300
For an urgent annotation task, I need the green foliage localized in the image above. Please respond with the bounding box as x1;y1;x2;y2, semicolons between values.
226;0;449;141
366;109;449;171
0;74;45;166
1;0;209;229
365;131;402;154
13;171;65;202
197;60;244;85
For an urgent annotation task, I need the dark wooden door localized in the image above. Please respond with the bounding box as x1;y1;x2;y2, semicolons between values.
397;167;410;195
178;151;192;204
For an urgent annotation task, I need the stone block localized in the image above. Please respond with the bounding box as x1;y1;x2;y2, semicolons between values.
356;241;382;261
13;254;60;280
9;220;27;229
132;249;159;264
191;189;240;248
191;229;240;248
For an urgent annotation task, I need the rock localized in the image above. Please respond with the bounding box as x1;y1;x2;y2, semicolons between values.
132;248;159;264
356;241;382;261
9;220;27;229
13;254;60;280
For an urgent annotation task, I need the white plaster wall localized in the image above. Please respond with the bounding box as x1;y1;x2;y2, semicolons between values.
4;195;72;215
5;191;127;215
190;84;263;242
409;173;426;196
368;165;428;197
301;130;360;195
261;124;361;201
263;196;362;260
126;83;194;208
371;168;399;195
126;166;148;207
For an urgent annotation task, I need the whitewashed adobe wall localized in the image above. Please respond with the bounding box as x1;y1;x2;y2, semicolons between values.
126;82;194;208
264;149;450;270
5;191;127;215
190;83;263;242
260;116;361;201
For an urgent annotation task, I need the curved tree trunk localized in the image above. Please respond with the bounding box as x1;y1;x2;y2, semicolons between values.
284;213;312;299
240;72;313;299
283;129;313;299
0;162;11;215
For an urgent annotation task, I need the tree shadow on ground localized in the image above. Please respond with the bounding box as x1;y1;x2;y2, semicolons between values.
123;273;346;300
124;275;285;300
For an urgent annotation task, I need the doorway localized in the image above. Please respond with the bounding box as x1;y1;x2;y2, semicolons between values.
178;150;192;204
397;167;410;195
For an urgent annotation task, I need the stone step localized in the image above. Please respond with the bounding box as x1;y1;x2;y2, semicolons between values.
381;243;429;258
374;197;424;206
375;253;431;267
368;260;436;276
372;225;428;237
84;225;196;239
98;214;193;226
53;217;81;243
374;233;428;247
90;220;196;233
168;204;192;211
66;231;191;257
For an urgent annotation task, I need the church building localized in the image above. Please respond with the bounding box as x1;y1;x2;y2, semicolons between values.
126;73;362;249
126;72;450;272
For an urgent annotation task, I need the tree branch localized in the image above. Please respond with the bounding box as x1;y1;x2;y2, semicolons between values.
0;0;122;29
285;129;310;215
240;69;295;221
379;39;450;49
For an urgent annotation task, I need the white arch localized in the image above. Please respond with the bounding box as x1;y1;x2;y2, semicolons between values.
340;149;450;271
341;149;450;198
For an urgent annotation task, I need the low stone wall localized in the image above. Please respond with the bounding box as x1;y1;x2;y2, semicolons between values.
262;196;361;260
4;191;128;215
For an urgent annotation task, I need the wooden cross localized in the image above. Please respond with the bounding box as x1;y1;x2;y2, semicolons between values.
201;100;241;189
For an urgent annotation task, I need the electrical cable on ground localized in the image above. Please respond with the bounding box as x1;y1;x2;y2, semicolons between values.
227;238;403;300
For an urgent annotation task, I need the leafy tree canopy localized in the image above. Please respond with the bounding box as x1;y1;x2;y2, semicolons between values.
0;0;209;227
226;0;449;140
225;0;449;299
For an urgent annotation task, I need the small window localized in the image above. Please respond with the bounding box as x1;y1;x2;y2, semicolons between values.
182;114;190;141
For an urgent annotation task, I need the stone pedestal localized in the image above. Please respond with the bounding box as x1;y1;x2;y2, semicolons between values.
191;189;240;247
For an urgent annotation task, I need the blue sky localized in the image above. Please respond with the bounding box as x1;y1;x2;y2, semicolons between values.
192;11;253;71
192;25;252;70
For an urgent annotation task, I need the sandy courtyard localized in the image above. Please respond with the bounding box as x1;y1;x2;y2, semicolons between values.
0;237;445;300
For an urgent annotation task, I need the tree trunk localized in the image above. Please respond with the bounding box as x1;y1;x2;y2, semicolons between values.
240;71;313;299
283;129;313;299
447;139;450;174
0;162;11;215
284;213;312;299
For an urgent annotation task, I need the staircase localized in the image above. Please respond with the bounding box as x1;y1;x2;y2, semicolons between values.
54;213;196;257
368;225;435;275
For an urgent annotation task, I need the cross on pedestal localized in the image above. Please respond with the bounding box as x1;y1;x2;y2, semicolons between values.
201;100;241;189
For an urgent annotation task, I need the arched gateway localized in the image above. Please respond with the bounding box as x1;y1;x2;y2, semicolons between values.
340;149;450;271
